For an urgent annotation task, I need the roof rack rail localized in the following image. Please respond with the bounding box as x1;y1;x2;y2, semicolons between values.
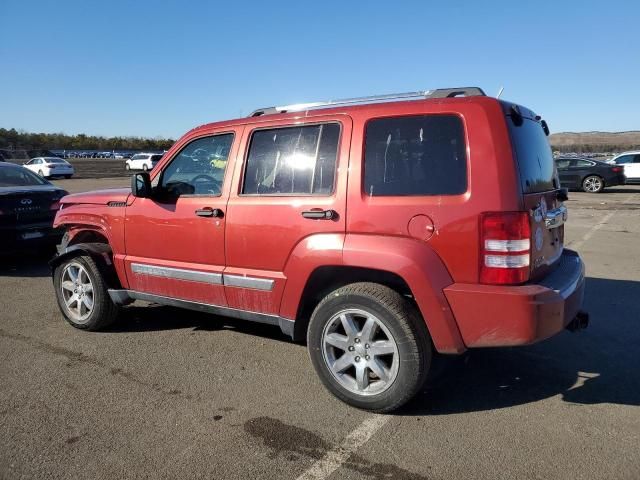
249;87;485;117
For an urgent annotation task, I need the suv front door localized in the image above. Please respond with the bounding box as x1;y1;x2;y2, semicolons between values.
224;116;351;317
123;128;241;306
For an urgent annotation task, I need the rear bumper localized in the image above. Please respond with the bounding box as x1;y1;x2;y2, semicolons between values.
607;174;626;186
0;222;63;251
444;250;585;348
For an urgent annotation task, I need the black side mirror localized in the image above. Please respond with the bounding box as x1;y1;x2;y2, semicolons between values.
131;172;152;198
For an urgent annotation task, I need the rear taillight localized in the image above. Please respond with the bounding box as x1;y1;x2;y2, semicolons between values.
611;166;623;173
480;212;531;285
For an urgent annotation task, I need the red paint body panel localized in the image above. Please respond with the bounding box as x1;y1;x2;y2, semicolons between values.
60;188;131;206
224;115;351;315
343;234;464;354
446;275;585;347
279;233;345;320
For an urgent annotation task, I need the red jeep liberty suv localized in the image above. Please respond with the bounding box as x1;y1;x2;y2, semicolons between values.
50;87;587;412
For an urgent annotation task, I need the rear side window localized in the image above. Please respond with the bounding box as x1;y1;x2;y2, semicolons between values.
364;115;467;196
614;155;634;164
508;118;557;193
242;123;340;195
573;160;594;167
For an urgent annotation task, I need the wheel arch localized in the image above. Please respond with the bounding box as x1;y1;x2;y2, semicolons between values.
49;242;121;289
282;233;466;354
291;265;415;342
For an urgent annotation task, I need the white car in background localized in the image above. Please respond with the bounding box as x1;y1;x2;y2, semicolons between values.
610;151;640;184
24;157;75;179
125;153;163;171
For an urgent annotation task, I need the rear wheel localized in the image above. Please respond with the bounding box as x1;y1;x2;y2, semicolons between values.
307;282;431;412
37;169;45;178
125;163;130;171
53;254;119;331
583;175;604;193
142;164;149;171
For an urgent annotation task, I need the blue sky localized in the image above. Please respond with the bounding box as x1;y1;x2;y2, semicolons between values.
1;0;638;139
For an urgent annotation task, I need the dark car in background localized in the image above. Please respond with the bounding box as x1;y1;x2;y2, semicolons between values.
555;157;626;193
0;163;68;252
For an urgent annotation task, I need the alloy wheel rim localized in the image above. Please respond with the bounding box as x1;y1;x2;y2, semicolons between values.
585;177;601;192
321;308;399;396
60;262;95;323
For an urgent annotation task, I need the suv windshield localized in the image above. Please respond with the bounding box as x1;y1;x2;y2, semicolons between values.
0;165;49;187
508;116;557;193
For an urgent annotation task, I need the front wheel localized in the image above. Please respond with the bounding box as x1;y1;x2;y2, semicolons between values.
142;164;149;171
307;282;431;412
583;175;604;193
125;163;130;171
53;254;119;331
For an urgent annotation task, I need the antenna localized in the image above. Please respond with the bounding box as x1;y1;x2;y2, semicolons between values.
496;86;504;99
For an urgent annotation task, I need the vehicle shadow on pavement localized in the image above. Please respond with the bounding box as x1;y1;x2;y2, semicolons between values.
107;304;295;344
403;276;640;415
0;251;54;278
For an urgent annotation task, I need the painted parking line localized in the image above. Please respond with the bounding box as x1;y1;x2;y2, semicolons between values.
296;415;390;480
568;193;636;250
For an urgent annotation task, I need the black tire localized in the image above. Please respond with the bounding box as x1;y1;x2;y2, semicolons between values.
53;254;119;331
582;175;604;193
38;169;45;178
307;282;431;413
64;175;72;179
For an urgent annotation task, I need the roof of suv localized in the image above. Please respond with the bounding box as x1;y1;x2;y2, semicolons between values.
189;88;537;135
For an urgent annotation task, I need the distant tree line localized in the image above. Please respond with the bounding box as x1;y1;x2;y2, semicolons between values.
0;128;175;151
551;143;640;153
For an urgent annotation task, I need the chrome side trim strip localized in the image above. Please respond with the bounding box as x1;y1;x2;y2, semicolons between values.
107;289;295;333
223;274;275;291
131;263;222;285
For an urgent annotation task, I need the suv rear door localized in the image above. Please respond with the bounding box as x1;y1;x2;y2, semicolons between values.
507;112;564;280
224;115;351;315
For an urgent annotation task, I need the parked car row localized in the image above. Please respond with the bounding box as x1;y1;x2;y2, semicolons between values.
556;150;640;193
125;153;163;171
23;157;75;179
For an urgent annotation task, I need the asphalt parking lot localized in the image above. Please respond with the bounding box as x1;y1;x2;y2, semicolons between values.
1;177;639;480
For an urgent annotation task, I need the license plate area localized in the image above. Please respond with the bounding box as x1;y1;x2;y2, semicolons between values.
22;231;44;240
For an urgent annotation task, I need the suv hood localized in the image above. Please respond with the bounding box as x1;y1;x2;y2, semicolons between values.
60;188;131;205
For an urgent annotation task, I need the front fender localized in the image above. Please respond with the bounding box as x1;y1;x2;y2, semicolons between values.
49;242;120;289
342;234;465;354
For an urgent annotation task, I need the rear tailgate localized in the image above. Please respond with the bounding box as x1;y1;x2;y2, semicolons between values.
505;106;565;280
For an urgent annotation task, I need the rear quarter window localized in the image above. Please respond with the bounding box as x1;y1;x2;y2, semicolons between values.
364;114;467;196
508;117;558;193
